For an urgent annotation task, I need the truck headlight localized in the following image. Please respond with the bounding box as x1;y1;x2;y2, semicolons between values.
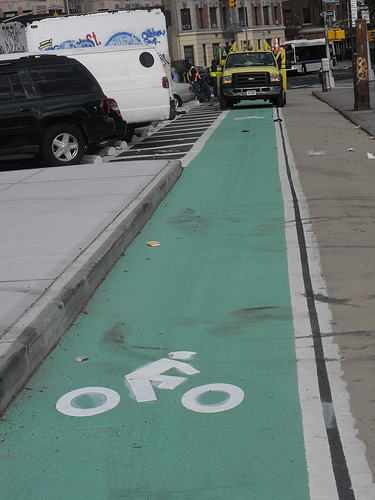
270;73;281;82
221;75;232;84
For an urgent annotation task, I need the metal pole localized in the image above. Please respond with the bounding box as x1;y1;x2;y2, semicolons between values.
323;0;334;89
244;4;248;49
348;0;356;88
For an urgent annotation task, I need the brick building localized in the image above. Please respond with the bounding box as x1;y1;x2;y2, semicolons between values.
282;0;349;41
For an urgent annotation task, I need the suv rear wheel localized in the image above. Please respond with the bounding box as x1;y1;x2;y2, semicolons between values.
41;125;86;166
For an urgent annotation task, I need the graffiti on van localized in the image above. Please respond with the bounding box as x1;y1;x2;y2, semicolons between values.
38;28;165;50
0;25;26;53
37;27;165;52
105;32;142;46
141;28;166;45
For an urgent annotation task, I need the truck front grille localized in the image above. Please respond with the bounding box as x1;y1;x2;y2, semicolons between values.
233;72;270;87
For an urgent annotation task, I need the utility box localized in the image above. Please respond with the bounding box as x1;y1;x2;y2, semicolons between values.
321;58;330;72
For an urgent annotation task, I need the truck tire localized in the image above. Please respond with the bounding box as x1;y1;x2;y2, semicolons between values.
275;90;286;108
41;125;86;166
219;94;228;110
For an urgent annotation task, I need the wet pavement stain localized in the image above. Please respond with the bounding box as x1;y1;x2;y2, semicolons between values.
167;208;212;237
208;306;291;337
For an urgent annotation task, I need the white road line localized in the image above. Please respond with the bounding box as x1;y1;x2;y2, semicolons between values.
275;107;375;500
275;107;338;499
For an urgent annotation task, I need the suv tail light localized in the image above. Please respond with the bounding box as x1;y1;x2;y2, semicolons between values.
101;96;109;114
162;76;169;89
108;98;122;117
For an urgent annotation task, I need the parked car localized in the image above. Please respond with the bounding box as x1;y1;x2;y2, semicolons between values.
171;68;195;107
0;54;116;166
108;98;127;138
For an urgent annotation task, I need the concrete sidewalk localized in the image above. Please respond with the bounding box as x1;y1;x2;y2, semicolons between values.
313;78;375;137
0;160;182;413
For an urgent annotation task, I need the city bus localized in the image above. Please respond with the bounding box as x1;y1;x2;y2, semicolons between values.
282;39;336;74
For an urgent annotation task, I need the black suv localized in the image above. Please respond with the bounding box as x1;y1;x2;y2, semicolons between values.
0;54;115;166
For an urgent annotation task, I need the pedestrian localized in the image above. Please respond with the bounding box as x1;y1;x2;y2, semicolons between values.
209;59;218;97
186;62;207;103
199;78;211;101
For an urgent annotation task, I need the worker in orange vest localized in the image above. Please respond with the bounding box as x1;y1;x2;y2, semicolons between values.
186;62;207;103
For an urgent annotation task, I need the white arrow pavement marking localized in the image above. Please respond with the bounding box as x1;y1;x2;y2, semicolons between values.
125;354;200;403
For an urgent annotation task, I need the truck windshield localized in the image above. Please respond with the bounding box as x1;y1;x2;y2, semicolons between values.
225;52;276;68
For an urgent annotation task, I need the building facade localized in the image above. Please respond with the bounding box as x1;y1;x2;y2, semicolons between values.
282;0;348;41
165;0;285;68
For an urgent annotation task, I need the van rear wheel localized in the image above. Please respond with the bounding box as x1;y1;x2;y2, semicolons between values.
41;125;86;166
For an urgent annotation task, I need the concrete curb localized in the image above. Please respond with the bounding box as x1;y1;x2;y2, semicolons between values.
0;160;183;415
312;90;374;137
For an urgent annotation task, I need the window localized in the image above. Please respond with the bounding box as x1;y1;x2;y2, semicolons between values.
284;10;292;26
139;52;154;68
303;8;311;24
202;44;207;66
198;7;204;29
254;6;259;26
0;73;27;102
239;7;248;27
222;6;228;30
209;7;218;28
274;6;278;24
184;45;194;66
263;6;270;25
0;74;12;102
30;65;99;97
212;43;220;60
10;73;26;100
181;8;191;30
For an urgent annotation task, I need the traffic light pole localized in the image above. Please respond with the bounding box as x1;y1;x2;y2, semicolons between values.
243;2;249;49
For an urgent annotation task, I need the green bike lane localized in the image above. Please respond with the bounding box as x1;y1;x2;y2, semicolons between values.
0;106;310;499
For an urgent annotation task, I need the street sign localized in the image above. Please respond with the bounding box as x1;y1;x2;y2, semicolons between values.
319;10;334;17
359;4;370;23
350;0;358;26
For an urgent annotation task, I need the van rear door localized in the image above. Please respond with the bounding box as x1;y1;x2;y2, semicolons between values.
127;49;170;123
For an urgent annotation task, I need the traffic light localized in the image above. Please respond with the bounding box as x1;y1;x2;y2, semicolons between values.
229;0;236;8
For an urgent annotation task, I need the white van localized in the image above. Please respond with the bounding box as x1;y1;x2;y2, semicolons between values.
0;45;175;141
56;45;175;140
